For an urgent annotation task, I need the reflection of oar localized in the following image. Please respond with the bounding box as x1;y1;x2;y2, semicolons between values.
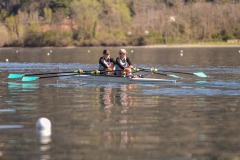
135;68;180;78
149;68;207;78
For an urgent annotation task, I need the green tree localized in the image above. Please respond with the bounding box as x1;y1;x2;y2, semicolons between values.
43;7;52;23
5;15;25;45
0;23;9;46
70;0;101;42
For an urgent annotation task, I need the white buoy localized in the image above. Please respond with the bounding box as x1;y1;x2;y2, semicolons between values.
36;117;52;144
6;59;9;62
180;50;183;56
47;53;50;56
238;50;240;53
50;50;52;53
88;50;90;53
36;117;51;132
131;50;134;53
16;50;19;53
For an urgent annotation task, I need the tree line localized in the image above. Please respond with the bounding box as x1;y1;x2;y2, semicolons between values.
0;0;240;47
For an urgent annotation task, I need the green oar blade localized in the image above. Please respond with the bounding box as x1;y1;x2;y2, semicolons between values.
22;76;39;82
168;74;180;78
8;74;25;79
193;72;207;78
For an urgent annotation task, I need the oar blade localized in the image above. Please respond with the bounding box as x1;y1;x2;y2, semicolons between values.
8;74;25;79
22;76;39;82
168;74;180;79
193;72;207;78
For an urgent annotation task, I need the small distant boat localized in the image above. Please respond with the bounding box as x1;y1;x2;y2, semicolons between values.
72;74;176;84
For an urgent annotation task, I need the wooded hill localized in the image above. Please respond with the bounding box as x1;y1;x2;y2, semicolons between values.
0;0;240;47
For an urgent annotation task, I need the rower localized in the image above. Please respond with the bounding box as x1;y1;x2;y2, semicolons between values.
99;49;116;75
115;49;134;76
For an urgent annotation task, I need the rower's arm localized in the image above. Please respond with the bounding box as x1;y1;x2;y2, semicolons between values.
99;57;109;68
116;58;125;70
127;57;133;68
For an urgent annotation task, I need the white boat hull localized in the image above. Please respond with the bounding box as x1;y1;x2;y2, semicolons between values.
72;75;176;84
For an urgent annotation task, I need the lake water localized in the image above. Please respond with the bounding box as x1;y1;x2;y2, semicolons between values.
0;46;240;160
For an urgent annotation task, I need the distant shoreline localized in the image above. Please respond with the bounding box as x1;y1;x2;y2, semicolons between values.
130;44;240;48
0;44;239;49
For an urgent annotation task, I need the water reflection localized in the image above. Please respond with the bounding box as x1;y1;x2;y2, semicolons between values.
99;84;138;149
100;84;138;108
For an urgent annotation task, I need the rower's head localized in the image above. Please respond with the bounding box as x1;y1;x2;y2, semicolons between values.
103;49;110;57
119;49;127;57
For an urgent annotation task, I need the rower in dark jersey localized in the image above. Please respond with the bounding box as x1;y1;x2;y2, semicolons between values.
99;49;116;74
115;49;133;76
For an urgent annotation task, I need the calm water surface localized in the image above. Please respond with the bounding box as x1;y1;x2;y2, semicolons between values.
0;47;240;160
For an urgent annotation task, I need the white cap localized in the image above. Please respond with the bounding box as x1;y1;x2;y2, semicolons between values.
119;49;127;54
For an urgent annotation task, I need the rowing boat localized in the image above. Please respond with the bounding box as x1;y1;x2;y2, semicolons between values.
71;74;176;84
8;67;207;83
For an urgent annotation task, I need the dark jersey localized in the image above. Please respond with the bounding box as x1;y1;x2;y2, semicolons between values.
115;57;132;70
98;57;116;70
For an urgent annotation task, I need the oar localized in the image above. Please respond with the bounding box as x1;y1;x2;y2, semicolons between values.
8;68;122;79
135;68;180;78
8;69;106;79
8;70;79;79
22;73;79;82
21;69;109;82
141;68;207;78
152;72;180;78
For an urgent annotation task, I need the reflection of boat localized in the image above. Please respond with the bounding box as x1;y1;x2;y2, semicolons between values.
72;74;176;84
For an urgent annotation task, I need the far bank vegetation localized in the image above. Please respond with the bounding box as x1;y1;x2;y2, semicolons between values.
0;0;240;47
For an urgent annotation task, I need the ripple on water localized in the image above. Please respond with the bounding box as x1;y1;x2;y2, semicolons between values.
143;87;240;96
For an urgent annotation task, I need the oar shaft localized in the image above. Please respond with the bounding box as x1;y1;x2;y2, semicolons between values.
159;70;193;75
141;70;168;76
139;68;207;78
39;73;78;79
25;71;75;76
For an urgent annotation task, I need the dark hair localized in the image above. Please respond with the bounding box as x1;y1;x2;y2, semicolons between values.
103;49;110;54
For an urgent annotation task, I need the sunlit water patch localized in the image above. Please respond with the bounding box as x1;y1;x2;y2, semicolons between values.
0;125;24;129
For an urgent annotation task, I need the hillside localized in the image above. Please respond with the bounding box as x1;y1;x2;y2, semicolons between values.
0;0;239;47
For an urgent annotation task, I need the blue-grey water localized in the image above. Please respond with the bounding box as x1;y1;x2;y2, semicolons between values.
0;47;240;160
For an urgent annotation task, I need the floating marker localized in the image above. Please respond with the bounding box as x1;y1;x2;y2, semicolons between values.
6;59;9;62
36;117;51;131
36;117;51;136
36;117;52;144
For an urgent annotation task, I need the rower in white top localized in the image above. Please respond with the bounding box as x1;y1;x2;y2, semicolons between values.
115;49;134;76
